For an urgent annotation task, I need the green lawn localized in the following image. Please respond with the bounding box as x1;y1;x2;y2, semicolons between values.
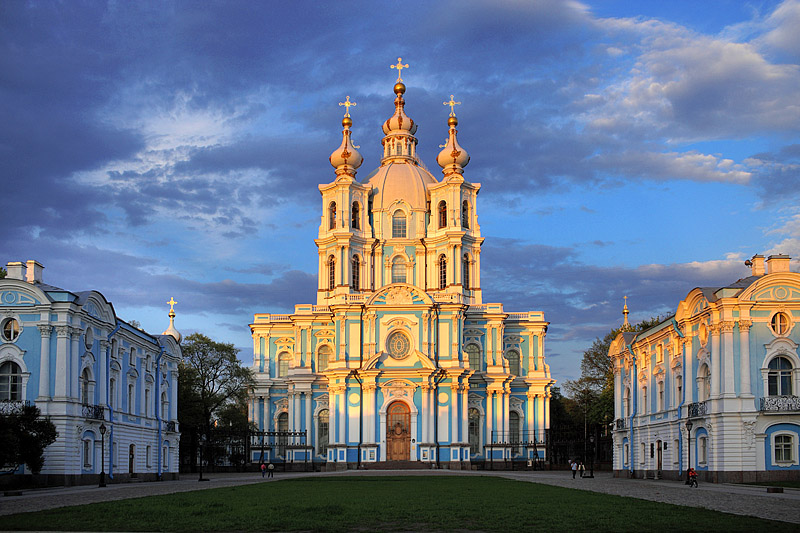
742;480;800;489
3;476;795;532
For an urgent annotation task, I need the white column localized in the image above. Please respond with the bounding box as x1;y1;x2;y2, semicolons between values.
338;388;347;445
486;391;494;443
305;392;312;437
721;322;735;397
421;385;429;443
171;374;178;420
684;339;694;404
614;366;622;418
37;325;52;399
461;385;469;443
543;393;551;432
526;392;535;438
450;384;458;444
54;325;70;399
428;387;435;444
536;394;545;440
70;329;81;399
293;392;301;440
503;391;509;436
739;321;752;396
710;325;721;398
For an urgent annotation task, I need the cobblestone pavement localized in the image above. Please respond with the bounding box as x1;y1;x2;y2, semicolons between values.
2;470;798;525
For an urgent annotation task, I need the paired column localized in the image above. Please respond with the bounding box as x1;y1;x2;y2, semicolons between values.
710;324;721;398
37;325;52;400
721;321;735;397
450;383;459;443
485;391;494;443
739;321;752;397
70;328;81;399
54;325;70;399
421;385;430;443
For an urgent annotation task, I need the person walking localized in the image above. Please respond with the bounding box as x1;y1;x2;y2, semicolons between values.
571;460;577;479
578;462;586;478
267;462;275;478
688;467;698;488
260;463;266;478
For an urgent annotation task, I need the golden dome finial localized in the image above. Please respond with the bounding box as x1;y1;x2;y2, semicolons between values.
390;57;410;82
622;296;630;329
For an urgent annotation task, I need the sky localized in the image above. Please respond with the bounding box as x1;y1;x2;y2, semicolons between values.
2;0;799;385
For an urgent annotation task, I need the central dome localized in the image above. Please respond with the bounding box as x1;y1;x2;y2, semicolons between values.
361;162;437;211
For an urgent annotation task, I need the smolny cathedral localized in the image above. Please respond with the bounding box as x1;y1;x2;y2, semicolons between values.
247;61;555;468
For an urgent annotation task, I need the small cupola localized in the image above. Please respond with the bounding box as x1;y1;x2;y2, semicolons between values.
436;95;470;176
162;297;182;343
329;96;363;178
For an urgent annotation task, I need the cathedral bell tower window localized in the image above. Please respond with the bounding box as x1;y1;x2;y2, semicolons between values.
392;257;406;284
438;255;447;289
462;200;469;229
351;256;360;290
351;202;360;230
328;256;336;291
463;254;470;290
328;202;337;230
438;201;447;229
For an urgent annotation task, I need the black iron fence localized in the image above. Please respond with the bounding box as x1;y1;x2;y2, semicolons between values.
165;420;177;432
0;400;30;415
687;401;708;418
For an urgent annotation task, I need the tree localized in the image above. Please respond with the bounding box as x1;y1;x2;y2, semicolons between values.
0;404;58;474
0;266;6;279
178;333;254;469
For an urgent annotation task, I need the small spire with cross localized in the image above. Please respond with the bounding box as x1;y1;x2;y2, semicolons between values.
622;296;630;328
443;95;461;117
167;297;177;315
390;57;410;82
339;95;357;118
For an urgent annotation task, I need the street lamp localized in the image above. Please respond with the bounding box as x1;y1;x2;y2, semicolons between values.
586;433;595;478
199;432;208;482
99;423;107;488
685;419;693;485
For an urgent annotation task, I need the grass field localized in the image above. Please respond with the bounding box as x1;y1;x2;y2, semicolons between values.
3;476;796;532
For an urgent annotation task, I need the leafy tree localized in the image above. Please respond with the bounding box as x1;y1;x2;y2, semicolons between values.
0;404;58;474
178;333;254;469
0;266;6;279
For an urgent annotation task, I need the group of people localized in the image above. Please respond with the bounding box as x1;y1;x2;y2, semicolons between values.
259;462;275;478
569;460;587;478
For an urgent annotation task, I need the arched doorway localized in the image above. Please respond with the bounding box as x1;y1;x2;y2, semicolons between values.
386;401;410;461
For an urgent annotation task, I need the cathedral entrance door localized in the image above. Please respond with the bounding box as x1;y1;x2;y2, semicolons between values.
386;401;411;461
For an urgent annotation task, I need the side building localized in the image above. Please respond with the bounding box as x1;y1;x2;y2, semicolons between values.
1;260;182;486
248;70;554;469
610;254;800;482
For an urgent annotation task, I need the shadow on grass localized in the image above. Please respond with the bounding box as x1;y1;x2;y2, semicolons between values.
2;476;797;532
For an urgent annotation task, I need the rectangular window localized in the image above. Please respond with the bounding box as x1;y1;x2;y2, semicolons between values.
775;435;793;463
146;445;152;467
163;446;169;468
673;440;680;464
699;437;708;464
623;443;629;465
83;440;91;468
640;443;646;464
658;382;664;411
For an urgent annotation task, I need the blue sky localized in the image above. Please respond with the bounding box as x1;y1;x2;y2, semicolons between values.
3;0;799;383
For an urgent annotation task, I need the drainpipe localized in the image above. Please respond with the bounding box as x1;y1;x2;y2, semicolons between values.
155;345;165;481
106;323;121;480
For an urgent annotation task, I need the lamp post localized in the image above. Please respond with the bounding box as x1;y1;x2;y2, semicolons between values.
586;433;595;478
99;423;107;488
685;419;693;485
198;432;208;482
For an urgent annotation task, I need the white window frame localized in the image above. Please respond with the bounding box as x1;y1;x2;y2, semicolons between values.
771;432;798;466
699;436;708;465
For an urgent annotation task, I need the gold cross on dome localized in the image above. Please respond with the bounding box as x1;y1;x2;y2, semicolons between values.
444;95;461;116
390;57;410;82
338;96;357;117
167;297;177;312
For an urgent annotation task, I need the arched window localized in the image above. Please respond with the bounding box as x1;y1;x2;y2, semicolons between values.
675;375;683;407
161;391;169;420
81;367;91;405
623;387;630;418
438;201;447;228
328;256;336;291
0;361;22;401
466;344;481;371
461;200;469;229
278;412;288;432
392;210;407;238
328;202;337;230
128;383;135;414
641;385;648;414
657;381;664;411
438;254;447;289
278;352;290;378
391;257;406;284
507;350;520;376
351;256;360;291
768;356;793;396
468;408;481;455
771;312;791;336
110;377;116;409
351;201;360;230
145;388;151;417
698;364;711;401
317;345;331;373
462;254;470;290
318;409;329;457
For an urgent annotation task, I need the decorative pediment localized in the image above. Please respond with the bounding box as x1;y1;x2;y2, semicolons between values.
367;284;433;307
510;396;524;410
381;379;416;401
274;397;288;410
464;329;485;337
504;335;522;344
386;317;414;328
363;349;436;371
275;337;295;349
0;290;41;306
314;330;335;338
468;393;484;408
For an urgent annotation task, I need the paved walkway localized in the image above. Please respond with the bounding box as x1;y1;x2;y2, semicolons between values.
2;470;798;525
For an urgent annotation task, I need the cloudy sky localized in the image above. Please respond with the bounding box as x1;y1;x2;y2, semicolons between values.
3;0;799;384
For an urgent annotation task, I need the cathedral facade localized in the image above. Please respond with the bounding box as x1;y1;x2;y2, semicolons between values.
248;66;553;468
610;254;800;482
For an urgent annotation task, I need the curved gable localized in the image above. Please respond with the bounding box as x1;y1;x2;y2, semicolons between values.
76;291;116;324
0;279;50;307
738;272;800;302
366;283;433;307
